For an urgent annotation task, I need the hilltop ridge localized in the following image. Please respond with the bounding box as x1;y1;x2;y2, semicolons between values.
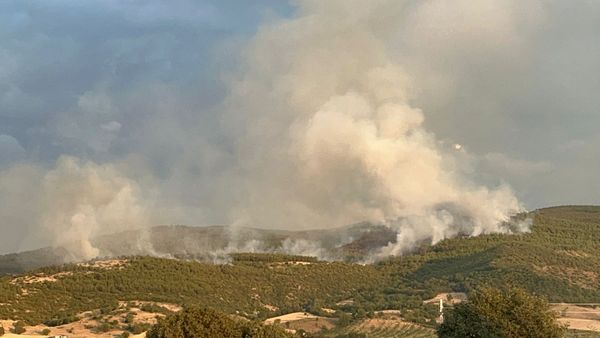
0;222;396;275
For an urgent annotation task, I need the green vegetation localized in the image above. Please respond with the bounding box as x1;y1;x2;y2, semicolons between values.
0;247;70;275
378;206;600;304
438;287;565;337
146;307;292;338
0;325;4;336
0;255;383;325
139;303;173;315
0;206;599;335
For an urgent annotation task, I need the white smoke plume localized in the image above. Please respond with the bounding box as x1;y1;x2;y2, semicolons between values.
0;156;148;260
221;0;525;253
0;0;538;260
41;157;147;260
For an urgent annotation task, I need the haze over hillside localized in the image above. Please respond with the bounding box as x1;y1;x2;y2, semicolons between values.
2;1;600;337
1;206;600;336
3;0;600;261
0;223;399;274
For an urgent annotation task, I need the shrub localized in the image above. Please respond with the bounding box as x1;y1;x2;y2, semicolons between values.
10;324;25;334
438;287;566;338
147;307;292;338
44;316;78;327
126;322;152;334
147;307;239;338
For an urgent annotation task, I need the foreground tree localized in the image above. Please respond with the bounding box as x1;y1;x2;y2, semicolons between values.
438;287;566;338
146;307;292;338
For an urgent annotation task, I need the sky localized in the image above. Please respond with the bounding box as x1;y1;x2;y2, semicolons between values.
1;0;599;255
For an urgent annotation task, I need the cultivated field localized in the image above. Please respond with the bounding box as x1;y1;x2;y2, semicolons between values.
553;304;600;333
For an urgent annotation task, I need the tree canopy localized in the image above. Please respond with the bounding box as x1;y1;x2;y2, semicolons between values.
146;307;292;338
438;287;566;338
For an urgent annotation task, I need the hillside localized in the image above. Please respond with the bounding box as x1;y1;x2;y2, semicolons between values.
0;223;396;275
0;206;599;335
386;205;600;303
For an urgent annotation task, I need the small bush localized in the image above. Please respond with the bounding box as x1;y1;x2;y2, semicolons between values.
10;325;25;334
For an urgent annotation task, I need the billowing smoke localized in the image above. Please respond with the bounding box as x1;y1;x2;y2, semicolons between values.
40;157;147;260
0;156;147;260
220;0;524;252
0;0;543;260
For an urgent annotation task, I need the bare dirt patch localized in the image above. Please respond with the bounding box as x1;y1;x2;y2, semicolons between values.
10;272;73;285
552;304;600;332
336;299;354;306
264;313;336;334
0;301;174;338
263;304;279;312
78;259;129;269
265;312;320;324
119;300;182;313
375;309;402;316
553;304;600;320
556;249;590;258
559;318;600;332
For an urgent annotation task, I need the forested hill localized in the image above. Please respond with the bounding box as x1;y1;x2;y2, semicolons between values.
0;222;397;275
386;205;600;302
1;206;600;327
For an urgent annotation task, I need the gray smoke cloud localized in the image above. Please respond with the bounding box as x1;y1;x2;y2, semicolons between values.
0;156;147;260
218;0;524;254
1;0;600;258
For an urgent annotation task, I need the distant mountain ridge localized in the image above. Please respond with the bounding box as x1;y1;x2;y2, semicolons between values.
0;222;397;275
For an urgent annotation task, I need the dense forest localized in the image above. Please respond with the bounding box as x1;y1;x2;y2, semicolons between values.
0;206;599;334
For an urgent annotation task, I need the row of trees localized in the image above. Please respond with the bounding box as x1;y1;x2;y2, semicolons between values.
146;307;293;338
143;287;565;338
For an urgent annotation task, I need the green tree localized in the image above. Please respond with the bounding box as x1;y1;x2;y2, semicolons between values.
438;287;566;338
336;312;352;327
239;321;293;338
147;307;240;338
438;302;504;338
10;326;25;334
147;307;291;338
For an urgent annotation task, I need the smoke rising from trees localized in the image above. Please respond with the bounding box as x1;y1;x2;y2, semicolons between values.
3;0;599;258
